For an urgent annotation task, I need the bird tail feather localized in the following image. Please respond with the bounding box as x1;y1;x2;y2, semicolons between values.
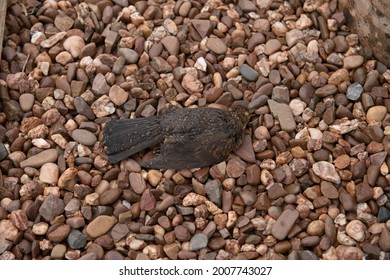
104;117;162;163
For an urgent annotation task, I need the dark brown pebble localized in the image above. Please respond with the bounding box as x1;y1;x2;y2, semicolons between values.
274;241;291;254
99;188;122;206
333;35;349;53
301;236;320;247
339;193;357;211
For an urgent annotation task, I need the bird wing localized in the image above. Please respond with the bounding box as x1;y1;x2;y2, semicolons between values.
140;131;233;170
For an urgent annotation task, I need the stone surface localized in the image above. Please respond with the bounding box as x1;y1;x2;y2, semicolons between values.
67;229;87;249
240;64;259;82
86;216;116;239
206;37;228;54
71;129;97;146
346;220;366;242
268;100;297;132
189;233;209;251
2;0;390;261
39;163;59;185
366;106;387;123
109;85;128;106
346;82;363;100
20;149;58;168
19;93;35;112
312;161;341;184
39;195;65;221
271;209;299;240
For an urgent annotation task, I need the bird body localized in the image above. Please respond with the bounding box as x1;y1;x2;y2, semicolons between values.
104;104;249;169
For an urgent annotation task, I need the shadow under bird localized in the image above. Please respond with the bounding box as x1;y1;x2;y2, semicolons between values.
103;104;250;170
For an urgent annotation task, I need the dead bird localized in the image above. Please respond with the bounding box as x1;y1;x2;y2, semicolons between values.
104;104;250;169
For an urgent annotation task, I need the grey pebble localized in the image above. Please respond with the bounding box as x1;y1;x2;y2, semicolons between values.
240;64;259;82
189;233;209;251
205;180;223;207
71;129;97;146
67;229;87;249
346;82;363;100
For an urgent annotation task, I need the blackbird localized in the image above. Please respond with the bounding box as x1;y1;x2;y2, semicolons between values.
104;104;249;169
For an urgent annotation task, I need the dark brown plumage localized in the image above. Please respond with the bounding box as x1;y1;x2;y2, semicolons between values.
104;104;249;169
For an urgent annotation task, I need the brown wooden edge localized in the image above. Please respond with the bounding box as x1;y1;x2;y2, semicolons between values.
0;0;7;59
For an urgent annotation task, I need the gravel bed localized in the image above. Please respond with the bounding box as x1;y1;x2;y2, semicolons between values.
0;0;390;260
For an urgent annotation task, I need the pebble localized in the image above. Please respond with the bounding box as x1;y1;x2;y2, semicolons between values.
40;31;66;48
301;236;320;247
151;57;172;73
164;243;179;260
111;224;129;243
272;209;299;240
0;219;18;242
268;183;288;200
19;94;35;112
289;99;306;116
205;180;222;207
379;227;390;251
345;220;366;242
74;97;95;120
312;161;341;184
336;245;364;260
378;207;390;222
54;13;74;31
286;29;303;47
67;229;87;249
117;48;139;64
191;19;212;38
246;164;261;185
206;37;228;54
51;244;67;259
90;97;114;119
234;134;256;163
86;216;116;239
264;39;282;55
39;163;59;185
334;154;350;169
140;189;156;211
161;36;180;56
340;193;357;212
32;222;49;235
99;188;122;206
240;64;259;82
343;55;364;69
226;156;246;178
268;100;297;132
39;195;65;221
58;167;78;191
356;182;373;202
175;225;191;242
325;216;337;244
346;82;363;100
189;233;209;251
48;224;71;243
307;220;325;236
2;0;389;261
92;73;110;96
366;106;387;123
71;129;97;146
20;149;58;168
315;84;337;97
129;172;146;194
108;85;128;107
63;36;85;58
320;181;339;199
